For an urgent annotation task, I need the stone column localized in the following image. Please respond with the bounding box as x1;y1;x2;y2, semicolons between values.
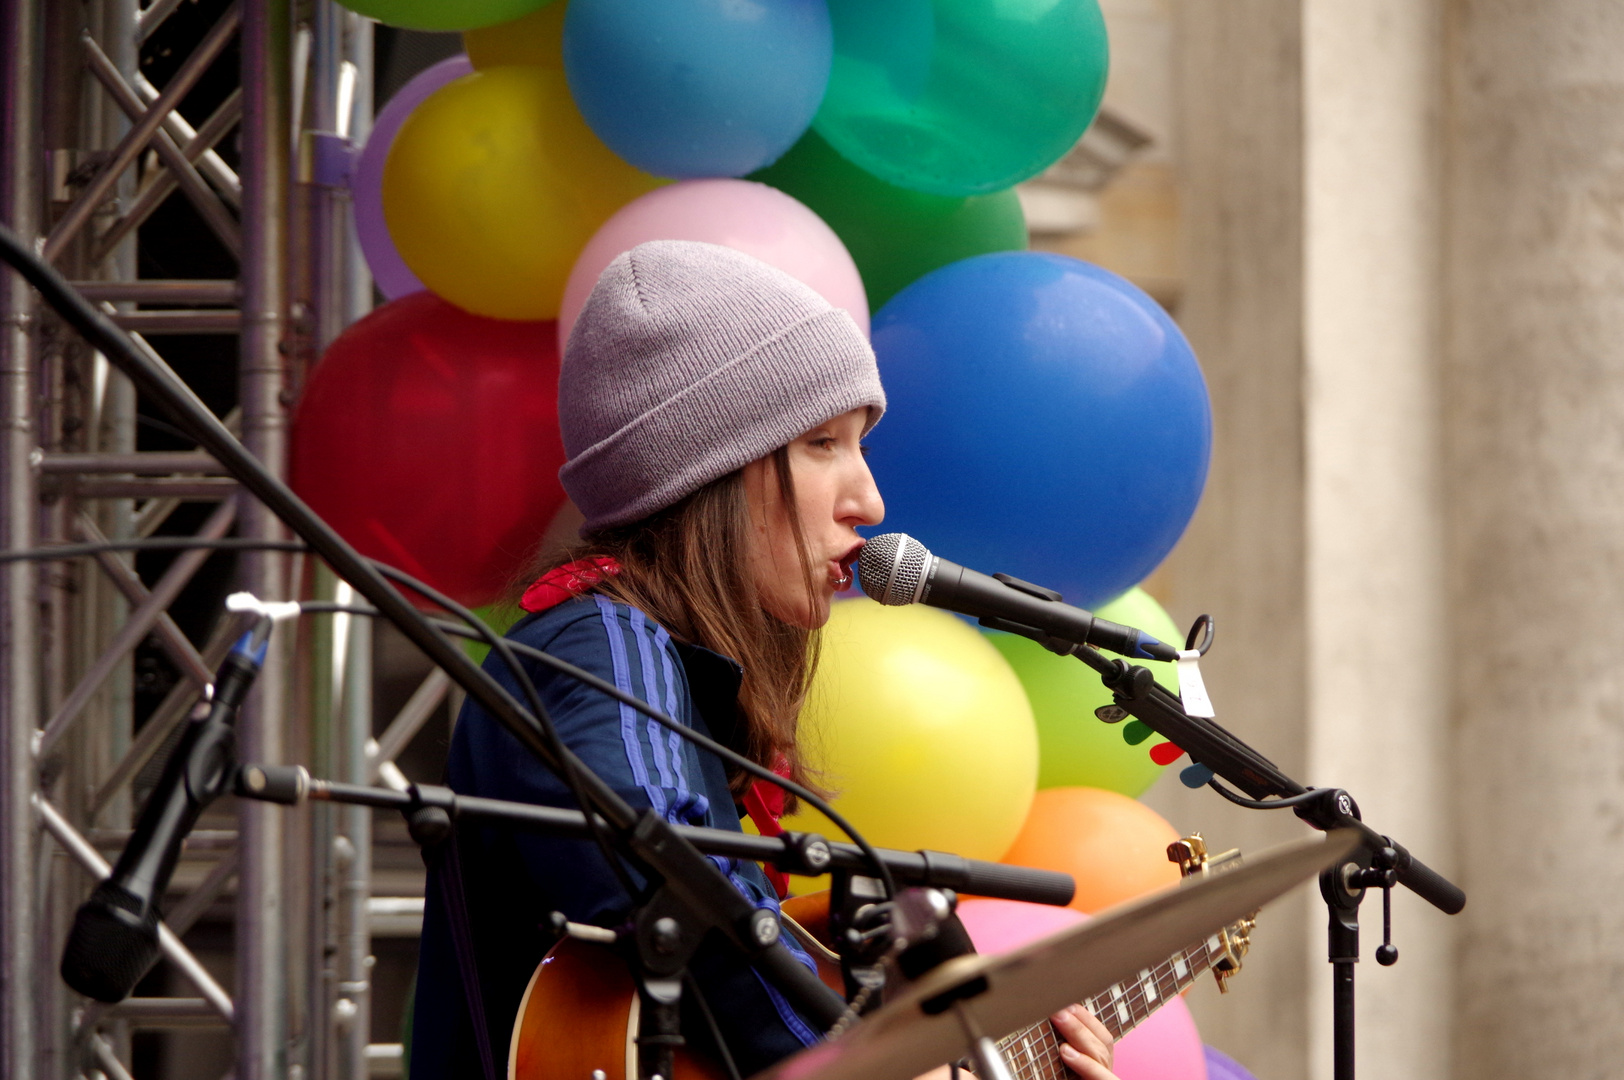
1153;3;1454;1078
1302;3;1452;1078
1445;1;1624;1076
1151;5;1313;1079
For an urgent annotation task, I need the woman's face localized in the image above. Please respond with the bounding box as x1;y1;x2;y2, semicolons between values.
743;407;884;628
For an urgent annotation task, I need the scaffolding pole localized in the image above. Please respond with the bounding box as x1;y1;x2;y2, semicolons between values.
238;0;294;1076
0;1;41;1077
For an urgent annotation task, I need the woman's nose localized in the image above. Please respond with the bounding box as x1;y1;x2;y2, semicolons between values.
845;461;885;527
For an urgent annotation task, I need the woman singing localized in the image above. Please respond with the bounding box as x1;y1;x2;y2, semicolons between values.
410;241;1119;1080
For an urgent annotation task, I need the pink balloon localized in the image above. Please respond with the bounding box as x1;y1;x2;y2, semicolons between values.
957;899;1207;1080
351;55;474;299
1113;999;1207;1080
557;179;870;353
957;897;1086;954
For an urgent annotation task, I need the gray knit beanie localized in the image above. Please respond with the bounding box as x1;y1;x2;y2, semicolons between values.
558;240;886;533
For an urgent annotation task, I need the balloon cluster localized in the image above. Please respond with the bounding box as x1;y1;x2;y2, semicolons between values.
307;8;1235;1071
299;0;1208;614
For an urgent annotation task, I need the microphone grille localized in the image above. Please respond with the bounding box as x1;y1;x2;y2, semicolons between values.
857;533;930;606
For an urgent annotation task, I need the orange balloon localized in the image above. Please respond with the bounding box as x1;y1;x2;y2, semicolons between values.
1000;787;1183;914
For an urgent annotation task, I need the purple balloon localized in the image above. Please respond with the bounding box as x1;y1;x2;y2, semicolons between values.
1204;1046;1259;1080
351;55;475;299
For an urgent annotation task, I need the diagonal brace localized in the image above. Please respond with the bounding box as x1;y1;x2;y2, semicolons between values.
368;667;449;783
96;88;243;264
37;499;236;760
42;1;239;263
76;513;214;688
81;33;241;258
136;73;242;208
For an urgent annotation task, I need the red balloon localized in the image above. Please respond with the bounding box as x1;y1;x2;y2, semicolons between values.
291;292;566;607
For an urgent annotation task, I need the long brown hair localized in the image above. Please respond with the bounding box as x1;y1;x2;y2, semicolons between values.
523;446;821;802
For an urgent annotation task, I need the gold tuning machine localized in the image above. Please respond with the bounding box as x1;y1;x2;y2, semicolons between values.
1168;833;1259;994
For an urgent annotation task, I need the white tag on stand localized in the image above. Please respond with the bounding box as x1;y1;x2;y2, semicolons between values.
1176;650;1215;718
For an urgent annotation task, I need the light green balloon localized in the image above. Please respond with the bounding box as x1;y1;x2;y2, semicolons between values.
461;602;522;665
338;0;552;33
986;587;1183;798
815;0;1110;197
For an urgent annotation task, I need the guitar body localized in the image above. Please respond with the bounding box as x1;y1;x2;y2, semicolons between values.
509;894;838;1080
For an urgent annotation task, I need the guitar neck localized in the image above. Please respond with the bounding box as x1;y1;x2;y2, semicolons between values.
990;933;1228;1080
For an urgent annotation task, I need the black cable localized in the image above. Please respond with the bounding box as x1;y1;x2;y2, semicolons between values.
683;969;744;1080
364;564;643;901
307;601;899;899
1208;779;1327;810
0;538;310;563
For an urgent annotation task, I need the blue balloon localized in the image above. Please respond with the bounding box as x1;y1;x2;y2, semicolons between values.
563;0;833;179
866;252;1211;610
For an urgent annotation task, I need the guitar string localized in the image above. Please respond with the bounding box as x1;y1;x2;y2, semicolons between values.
998;938;1222;1078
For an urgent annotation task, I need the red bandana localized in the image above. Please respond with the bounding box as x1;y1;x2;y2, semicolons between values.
518;556;622;613
743;756;794;898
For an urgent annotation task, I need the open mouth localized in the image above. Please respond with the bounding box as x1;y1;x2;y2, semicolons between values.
829;542;863;591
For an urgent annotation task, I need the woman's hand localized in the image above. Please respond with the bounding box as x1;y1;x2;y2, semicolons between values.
1051;1003;1118;1079
911;1004;1118;1080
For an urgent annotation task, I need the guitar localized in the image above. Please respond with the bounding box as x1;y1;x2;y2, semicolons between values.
507;834;1255;1080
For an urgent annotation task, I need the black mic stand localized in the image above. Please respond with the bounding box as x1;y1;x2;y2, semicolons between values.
233;763;1074;1080
979;613;1464;1080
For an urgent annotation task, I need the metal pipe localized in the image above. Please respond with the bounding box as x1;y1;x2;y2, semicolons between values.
106;310;242;333
0;0;41;1074
337;611;374;1079
238;0;293;1075
37;497;235;758
102;998;230;1028
90;1033;138;1080
66;280;239;305
137;0;187;42
45;476;239;499
44;451;225;473
41;2;241;263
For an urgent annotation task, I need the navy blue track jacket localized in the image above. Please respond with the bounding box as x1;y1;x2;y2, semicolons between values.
410;596;820;1078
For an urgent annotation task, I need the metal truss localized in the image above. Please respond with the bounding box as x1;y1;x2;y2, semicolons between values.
0;2;429;1078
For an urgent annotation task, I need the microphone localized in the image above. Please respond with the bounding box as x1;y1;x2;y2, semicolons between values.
857;533;1179;662
61;618;271;1003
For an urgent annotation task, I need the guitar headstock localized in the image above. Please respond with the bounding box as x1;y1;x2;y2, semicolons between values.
1167;833;1258;994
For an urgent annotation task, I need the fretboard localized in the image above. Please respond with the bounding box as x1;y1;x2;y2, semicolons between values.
988;933;1229;1080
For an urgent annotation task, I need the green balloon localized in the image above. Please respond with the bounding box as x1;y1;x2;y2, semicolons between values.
987;587;1183;798
815;0;1110;197
461;602;523;665
337;0;552;32
750;130;1027;311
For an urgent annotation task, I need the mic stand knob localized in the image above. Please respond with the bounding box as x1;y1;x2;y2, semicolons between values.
1351;847;1400;967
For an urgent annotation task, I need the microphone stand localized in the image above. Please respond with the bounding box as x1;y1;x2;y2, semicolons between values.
979;615;1465;1080
233;763;1074;1079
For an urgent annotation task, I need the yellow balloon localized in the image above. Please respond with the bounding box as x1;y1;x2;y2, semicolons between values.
780;599;1038;888
463;1;566;70
381;66;662;320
